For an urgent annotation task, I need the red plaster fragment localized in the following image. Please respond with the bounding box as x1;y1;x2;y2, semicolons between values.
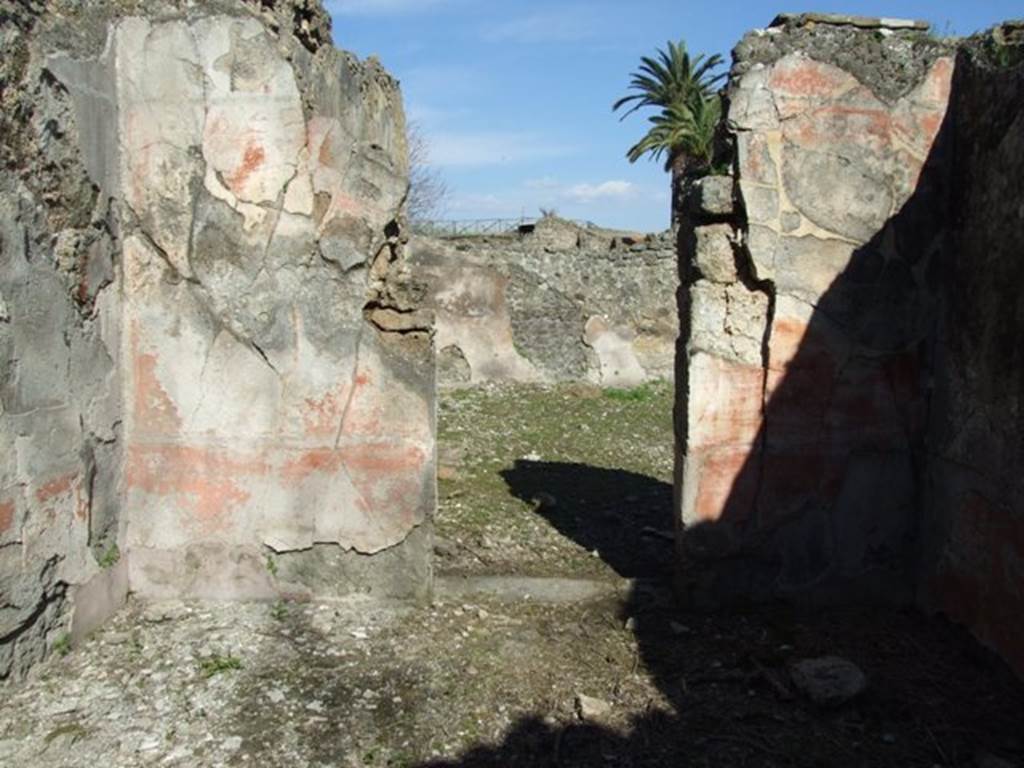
35;473;77;503
769;59;854;101
302;374;372;438
0;501;14;534
693;448;759;525
133;346;182;434
126;445;268;534
228;143;266;194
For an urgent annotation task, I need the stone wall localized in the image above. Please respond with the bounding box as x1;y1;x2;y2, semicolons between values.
675;14;954;606
675;14;1024;676
0;0;433;679
920;28;1024;675
0;1;128;681
410;217;677;387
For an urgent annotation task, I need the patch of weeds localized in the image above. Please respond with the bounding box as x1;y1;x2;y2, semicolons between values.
52;633;72;657
270;600;288;621
200;653;243;678
991;41;1024;69
904;29;933;44
604;383;656;402
97;542;120;569
265;554;279;578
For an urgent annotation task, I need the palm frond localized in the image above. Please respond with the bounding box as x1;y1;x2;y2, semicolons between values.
623;93;722;173
615;39;725;175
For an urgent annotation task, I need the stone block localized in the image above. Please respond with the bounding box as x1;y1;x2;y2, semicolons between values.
690;224;738;283
689;175;734;217
688;281;768;366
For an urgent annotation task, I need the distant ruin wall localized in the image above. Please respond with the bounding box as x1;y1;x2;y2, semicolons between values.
920;32;1024;675
0;0;434;680
410;218;677;387
675;14;1024;676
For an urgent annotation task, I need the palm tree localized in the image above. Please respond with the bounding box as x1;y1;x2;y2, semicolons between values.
613;40;725;222
623;94;722;170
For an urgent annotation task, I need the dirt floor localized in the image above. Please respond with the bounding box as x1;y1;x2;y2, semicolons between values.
2;383;1023;768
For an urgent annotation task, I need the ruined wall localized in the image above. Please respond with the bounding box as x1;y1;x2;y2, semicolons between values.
921;28;1024;675
411;218;677;387
676;14;1024;676
0;0;127;681
675;14;954;606
0;0;433;679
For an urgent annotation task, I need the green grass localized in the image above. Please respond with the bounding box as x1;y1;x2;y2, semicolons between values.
200;654;243;678
436;380;675;577
990;40;1024;69
97;543;120;569
603;383;659;402
52;633;72;657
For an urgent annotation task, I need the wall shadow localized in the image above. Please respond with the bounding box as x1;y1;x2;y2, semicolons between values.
500;460;674;578
678;78;955;610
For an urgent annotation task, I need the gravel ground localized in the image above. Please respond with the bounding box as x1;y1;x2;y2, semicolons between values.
2;383;1023;768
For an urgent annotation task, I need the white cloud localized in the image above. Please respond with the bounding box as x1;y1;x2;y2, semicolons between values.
565;180;638;203
327;0;449;16
429;132;575;168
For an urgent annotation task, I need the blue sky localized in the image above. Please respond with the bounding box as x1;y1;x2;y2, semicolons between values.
326;1;1021;232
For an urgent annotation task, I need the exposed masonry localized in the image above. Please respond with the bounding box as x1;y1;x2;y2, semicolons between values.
410;217;678;387
0;0;434;681
3;0;1021;688
675;15;1024;677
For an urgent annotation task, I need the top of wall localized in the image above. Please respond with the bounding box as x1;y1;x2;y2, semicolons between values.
4;0;335;57
733;11;955;103
427;216;673;257
958;21;1024;70
770;13;929;31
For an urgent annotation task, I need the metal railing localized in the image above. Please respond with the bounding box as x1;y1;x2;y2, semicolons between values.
412;216;599;238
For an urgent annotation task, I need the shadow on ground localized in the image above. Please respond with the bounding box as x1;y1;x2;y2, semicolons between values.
500;460;674;578
416;463;1024;767
201;455;1024;767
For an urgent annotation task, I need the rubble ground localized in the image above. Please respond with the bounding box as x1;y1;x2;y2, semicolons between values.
2;383;1022;768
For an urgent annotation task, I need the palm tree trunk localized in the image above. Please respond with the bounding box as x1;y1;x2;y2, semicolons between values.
670;153;689;233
